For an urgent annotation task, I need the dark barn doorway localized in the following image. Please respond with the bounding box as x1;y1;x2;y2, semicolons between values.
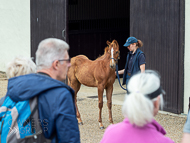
68;0;130;71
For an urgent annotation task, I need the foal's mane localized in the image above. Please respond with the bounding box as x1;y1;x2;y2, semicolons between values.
104;46;109;54
96;47;109;60
95;39;118;60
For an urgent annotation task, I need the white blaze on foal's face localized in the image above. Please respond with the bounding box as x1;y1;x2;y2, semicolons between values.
111;48;114;63
109;47;116;69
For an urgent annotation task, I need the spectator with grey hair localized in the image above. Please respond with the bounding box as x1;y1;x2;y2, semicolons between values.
4;38;80;143
101;70;174;143
0;56;36;106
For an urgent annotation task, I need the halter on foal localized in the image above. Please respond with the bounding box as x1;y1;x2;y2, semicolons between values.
67;40;120;129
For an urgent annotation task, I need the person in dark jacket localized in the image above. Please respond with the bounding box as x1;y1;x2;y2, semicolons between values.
118;36;146;87
6;38;80;143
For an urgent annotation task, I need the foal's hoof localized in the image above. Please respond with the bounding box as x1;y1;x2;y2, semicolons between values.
78;122;83;125
99;126;104;130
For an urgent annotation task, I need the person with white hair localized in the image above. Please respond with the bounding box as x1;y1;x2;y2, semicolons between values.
6;56;36;79
100;70;174;143
4;38;80;142
0;56;36;106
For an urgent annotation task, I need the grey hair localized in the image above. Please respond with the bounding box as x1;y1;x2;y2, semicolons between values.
122;70;164;127
6;56;36;79
36;38;69;70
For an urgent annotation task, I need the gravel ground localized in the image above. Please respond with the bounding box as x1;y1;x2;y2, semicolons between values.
0;79;8;97
0;79;187;143
78;97;186;143
0;71;6;78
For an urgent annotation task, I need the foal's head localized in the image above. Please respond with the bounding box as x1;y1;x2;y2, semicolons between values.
106;40;120;69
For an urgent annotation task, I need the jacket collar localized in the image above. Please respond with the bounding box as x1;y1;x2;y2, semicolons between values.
129;48;139;55
124;118;166;135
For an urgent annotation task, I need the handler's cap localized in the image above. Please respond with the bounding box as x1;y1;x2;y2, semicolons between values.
123;37;138;47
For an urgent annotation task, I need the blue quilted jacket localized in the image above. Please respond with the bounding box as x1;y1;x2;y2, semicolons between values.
6;73;80;143
122;48;144;85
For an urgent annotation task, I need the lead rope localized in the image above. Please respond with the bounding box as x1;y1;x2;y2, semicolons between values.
116;64;128;91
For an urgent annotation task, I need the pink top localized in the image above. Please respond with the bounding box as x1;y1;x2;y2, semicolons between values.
100;118;174;143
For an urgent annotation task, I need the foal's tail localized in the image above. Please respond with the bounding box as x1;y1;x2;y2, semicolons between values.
67;58;75;86
67;76;70;86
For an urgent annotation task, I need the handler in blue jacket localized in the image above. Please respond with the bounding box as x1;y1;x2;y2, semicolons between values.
118;36;146;87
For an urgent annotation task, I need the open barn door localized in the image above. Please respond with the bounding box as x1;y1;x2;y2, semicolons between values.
31;0;68;83
130;0;184;113
31;0;68;59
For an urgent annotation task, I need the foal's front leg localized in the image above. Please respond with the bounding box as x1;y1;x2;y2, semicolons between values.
106;85;113;124
98;85;104;129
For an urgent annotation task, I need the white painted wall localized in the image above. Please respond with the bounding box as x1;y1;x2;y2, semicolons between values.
184;0;190;114
0;1;30;72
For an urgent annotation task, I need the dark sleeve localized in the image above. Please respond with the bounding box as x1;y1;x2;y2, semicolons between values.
184;111;190;133
138;53;146;66
55;89;80;143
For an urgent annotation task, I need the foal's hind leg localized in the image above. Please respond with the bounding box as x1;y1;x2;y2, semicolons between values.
69;79;83;125
106;85;113;124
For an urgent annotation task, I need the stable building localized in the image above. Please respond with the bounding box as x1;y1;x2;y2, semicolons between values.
0;0;189;114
